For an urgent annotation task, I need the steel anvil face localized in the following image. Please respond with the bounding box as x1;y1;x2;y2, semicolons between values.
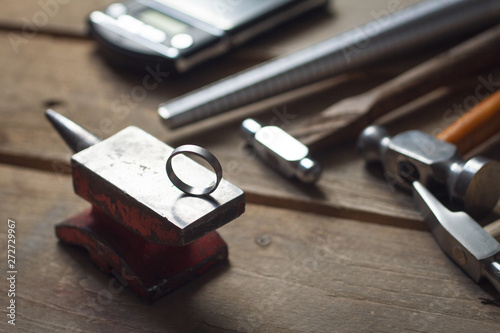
380;130;459;190
71;126;245;246
46;108;246;300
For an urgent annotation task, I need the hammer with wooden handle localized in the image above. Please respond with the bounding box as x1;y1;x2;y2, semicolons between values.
358;89;500;218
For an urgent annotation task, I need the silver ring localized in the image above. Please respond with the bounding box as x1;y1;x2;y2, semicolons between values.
166;145;223;196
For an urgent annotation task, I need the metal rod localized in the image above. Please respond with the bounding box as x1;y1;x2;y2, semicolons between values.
159;0;500;128
45;109;102;153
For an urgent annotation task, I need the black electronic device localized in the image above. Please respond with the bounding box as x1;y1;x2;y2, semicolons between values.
88;0;328;72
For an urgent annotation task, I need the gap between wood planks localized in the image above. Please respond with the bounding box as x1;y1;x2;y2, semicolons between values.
0;22;440;230
0;151;424;231
0;22;91;40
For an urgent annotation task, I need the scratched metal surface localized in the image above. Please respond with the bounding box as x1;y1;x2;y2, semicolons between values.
72;126;245;244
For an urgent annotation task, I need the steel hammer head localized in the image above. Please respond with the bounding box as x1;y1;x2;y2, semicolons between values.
358;125;500;217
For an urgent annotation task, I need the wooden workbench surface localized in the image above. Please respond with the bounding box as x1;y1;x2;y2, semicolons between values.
1;0;500;332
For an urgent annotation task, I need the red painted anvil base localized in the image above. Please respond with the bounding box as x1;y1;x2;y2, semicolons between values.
55;207;228;301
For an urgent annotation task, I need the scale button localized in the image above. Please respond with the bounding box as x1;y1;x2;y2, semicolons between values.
106;3;127;18
117;15;145;34
170;33;194;49
140;25;167;43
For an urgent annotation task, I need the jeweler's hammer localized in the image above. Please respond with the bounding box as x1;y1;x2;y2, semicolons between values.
358;89;500;218
242;24;500;184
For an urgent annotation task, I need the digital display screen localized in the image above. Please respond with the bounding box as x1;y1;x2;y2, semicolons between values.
138;9;189;34
153;0;292;30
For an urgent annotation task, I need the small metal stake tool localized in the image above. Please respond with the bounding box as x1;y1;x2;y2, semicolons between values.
46;109;245;301
241;118;322;183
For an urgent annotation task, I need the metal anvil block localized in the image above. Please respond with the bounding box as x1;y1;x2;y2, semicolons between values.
71;126;245;246
47;111;245;301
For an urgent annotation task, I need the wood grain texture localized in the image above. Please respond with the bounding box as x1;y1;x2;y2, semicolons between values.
1;1;500;330
0;0;436;230
1;27;499;229
0;0;424;51
1;164;500;333
0;0;116;36
0;29;425;229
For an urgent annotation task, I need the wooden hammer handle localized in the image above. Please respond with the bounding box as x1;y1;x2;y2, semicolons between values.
437;89;500;154
291;24;500;153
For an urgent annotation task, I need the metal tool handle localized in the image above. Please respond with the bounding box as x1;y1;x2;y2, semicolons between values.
484;261;500;294
437;89;500;155
159;0;500;128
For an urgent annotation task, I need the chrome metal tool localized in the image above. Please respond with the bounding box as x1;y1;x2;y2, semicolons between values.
358;125;500;218
241;118;321;183
412;181;500;294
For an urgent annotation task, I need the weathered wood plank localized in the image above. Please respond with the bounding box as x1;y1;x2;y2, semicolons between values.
1;164;499;333
0;29;425;228
2;1;500;331
0;1;115;36
1;0;498;229
1;30;499;227
0;0;422;47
